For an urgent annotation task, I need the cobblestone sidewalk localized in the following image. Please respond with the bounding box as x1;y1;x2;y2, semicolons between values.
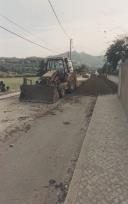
65;95;128;204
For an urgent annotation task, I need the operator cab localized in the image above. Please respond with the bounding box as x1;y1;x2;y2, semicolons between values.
46;57;74;81
47;57;73;73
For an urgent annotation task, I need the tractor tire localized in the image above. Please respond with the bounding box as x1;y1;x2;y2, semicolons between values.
58;87;65;98
68;80;76;93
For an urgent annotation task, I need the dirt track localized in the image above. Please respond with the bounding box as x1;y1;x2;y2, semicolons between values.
0;77;117;204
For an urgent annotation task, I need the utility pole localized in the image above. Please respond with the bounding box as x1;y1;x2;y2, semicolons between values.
69;39;72;60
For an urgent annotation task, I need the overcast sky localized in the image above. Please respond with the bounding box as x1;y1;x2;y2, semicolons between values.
0;0;128;58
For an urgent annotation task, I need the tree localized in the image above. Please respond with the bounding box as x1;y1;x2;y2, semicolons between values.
105;37;128;70
37;59;46;76
76;64;88;74
98;63;112;74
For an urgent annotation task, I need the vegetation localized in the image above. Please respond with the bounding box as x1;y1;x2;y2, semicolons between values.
0;52;104;77
0;77;38;91
105;37;128;70
98;63;112;74
0;57;42;76
37;59;46;76
76;64;89;74
98;37;128;75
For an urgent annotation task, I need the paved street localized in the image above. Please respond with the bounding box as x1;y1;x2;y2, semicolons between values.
0;95;95;204
0;92;20;100
65;95;128;204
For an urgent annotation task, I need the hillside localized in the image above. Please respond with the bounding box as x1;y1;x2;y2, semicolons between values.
58;51;104;69
0;52;104;75
73;52;104;68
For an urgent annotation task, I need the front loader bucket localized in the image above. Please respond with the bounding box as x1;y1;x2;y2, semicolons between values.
20;84;59;103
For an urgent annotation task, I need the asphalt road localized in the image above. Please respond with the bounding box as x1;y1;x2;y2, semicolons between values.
0;95;96;204
0;92;20;100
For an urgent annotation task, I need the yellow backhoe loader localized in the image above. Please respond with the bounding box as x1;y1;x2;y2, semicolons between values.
20;57;77;103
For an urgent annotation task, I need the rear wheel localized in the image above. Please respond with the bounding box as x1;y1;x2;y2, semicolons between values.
68;80;76;93
58;87;65;98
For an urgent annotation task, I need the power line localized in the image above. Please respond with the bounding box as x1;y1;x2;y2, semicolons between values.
0;13;59;50
0;13;31;34
0;25;55;52
0;8;72;53
47;0;70;39
0;13;55;48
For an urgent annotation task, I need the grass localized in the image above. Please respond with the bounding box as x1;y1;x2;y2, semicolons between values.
0;77;38;91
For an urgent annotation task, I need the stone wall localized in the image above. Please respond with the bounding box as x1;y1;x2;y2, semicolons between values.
119;62;128;116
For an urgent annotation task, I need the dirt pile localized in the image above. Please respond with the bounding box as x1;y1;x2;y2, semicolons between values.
76;76;118;96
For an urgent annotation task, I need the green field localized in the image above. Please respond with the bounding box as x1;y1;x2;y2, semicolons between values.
0;77;38;91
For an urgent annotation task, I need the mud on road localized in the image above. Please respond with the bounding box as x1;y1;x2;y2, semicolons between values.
0;96;63;145
0;94;96;204
0;77;117;204
75;76;117;96
0;77;117;143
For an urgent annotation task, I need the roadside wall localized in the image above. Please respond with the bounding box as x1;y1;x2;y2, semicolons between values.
119;61;128;116
107;75;119;85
